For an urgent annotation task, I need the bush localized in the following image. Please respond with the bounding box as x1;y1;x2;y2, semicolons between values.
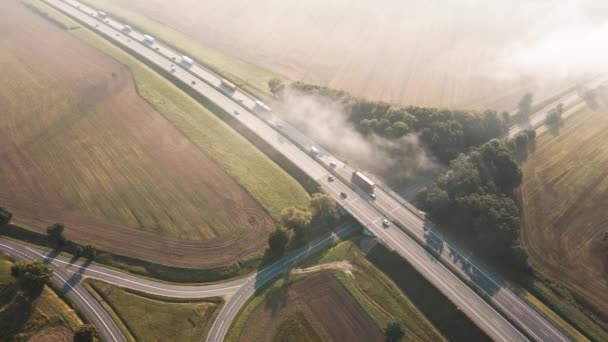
0;207;12;225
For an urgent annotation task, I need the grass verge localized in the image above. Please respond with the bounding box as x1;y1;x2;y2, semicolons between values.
80;0;285;100
227;237;448;341
0;254;83;341
85;279;222;342
25;0;312;223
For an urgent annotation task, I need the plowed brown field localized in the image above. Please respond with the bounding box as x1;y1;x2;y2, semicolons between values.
0;0;273;266
239;272;384;342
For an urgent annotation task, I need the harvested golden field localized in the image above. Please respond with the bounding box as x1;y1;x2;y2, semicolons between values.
82;0;588;110
0;0;281;266
520;106;608;327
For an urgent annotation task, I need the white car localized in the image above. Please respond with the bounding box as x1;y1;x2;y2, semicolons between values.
382;218;391;228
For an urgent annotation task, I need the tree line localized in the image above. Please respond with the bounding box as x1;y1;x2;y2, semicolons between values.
417;136;535;276
267;192;341;256
270;79;510;163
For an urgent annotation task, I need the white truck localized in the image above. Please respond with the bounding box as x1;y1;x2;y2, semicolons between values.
181;55;193;67
143;34;155;45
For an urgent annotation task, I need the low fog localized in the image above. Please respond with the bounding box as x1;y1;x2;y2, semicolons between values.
102;0;607;181
274;90;437;183
111;0;607;110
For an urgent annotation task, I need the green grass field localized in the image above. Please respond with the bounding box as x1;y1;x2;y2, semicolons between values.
80;0;286;101
227;237;446;342
86;279;222;341
0;254;83;341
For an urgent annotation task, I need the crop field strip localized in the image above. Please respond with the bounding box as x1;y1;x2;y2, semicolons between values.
82;0;576;111
0;0;309;268
519;106;608;340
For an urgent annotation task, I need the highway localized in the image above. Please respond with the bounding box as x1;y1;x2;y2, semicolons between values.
41;0;576;341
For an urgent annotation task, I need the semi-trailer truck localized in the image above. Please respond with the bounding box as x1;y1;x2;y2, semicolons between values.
351;171;375;195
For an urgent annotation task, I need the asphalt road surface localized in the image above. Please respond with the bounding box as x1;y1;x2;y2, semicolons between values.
0;223;355;342
0;239;126;342
41;1;578;341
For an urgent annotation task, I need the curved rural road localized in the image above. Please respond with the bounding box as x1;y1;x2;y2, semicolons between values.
0;223;356;341
34;0;607;341
0;239;127;342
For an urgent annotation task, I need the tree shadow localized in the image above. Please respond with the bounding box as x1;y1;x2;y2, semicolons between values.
61;259;92;294
263;283;289;316
423;226;444;259
0;286;36;341
43;248;61;265
448;246;503;297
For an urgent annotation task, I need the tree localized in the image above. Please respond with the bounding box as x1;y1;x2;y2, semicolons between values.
74;246;84;258
268;228;289;255
517;93;533;118
11;261;52;295
472;139;522;194
310;193;340;225
268;78;285;97
74;324;98;342
391;121;410;137
384;320;405;342
83;244;97;260
545;103;564;129
280;207;312;240
0;207;12;225
512;131;530;161
46;223;67;247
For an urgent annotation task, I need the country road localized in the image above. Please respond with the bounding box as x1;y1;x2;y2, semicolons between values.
39;0;578;341
0;223;356;341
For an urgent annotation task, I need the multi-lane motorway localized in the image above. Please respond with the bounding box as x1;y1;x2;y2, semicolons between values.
30;0;588;340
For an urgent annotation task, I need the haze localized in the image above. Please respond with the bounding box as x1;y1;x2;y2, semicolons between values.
105;0;607;110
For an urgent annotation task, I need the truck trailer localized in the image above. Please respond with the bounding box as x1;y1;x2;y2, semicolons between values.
181;55;193;67
351;171;375;195
143;34;155;45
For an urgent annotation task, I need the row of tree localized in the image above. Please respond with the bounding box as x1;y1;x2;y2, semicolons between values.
1;208;97;260
268;193;341;256
270;79;510;163
417;138;531;275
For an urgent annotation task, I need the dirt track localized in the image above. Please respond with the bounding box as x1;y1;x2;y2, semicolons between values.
0;1;273;267
239;272;383;342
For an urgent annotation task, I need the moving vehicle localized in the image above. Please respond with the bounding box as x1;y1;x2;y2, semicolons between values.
329;161;337;168
369;193;376;200
221;79;237;92
328;175;335;182
181;55;193;67
340;192;347;199
122;25;132;33
191;80;196;85
382;218;391;228
233;110;240;115
310;146;320;155
351;171;375;194
143;34;155;45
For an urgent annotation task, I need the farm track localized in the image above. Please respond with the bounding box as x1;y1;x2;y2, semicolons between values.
0;0;273;267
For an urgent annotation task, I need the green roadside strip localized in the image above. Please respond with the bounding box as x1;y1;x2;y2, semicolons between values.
85;279;223;342
80;0;286;101
226;238;447;342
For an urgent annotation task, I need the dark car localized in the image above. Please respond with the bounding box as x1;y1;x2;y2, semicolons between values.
340;192;347;199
